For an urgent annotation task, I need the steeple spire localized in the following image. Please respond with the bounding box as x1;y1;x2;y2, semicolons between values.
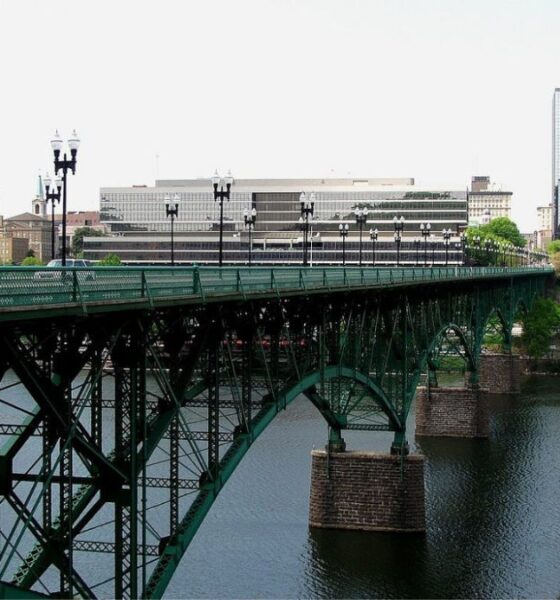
36;171;44;200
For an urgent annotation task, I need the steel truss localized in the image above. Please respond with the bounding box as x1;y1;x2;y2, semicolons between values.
0;273;548;598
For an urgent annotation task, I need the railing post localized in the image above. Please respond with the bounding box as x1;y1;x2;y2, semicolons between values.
72;270;77;302
193;265;200;295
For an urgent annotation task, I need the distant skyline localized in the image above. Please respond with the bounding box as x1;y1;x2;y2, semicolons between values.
1;0;559;230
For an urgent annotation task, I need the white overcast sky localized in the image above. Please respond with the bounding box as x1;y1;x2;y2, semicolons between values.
1;0;558;230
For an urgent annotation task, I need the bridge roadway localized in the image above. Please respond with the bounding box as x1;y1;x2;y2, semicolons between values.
0;265;553;599
0;264;551;320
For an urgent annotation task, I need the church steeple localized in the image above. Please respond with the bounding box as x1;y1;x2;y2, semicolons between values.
36;172;44;200
32;171;46;217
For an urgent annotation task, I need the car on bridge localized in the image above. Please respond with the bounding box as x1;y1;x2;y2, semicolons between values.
33;259;96;281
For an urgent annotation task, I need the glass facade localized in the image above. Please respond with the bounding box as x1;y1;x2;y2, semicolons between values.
89;179;468;264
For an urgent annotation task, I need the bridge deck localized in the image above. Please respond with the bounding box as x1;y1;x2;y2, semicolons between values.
0;265;552;321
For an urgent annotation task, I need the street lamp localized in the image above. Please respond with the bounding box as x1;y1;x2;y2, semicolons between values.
244;207;257;266
420;223;431;266
460;232;467;265
43;172;62;261
369;227;379;266
164;194;179;266
414;238;421;266
354;206;368;266
212;170;234;266
393;216;405;266
50;129;80;266
339;223;349;265
299;192;315;267
442;228;452;266
484;239;491;263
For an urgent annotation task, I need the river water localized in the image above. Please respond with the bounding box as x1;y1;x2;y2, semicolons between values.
164;376;560;599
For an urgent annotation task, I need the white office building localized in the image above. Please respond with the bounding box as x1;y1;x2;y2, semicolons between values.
84;177;468;265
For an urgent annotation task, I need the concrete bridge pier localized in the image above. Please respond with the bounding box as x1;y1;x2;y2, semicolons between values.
476;352;521;394
415;383;489;438
308;447;426;532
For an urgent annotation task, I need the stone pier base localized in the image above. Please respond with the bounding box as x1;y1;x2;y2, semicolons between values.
476;353;521;394
415;385;489;438
309;450;425;532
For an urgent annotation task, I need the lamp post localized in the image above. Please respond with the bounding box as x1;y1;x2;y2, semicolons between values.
460;232;467;265
50;130;80;266
369;227;379;266
484;239;491;263
299;192;315;267
414;238;420;266
43;172;62;261
393;216;405;266
164;194;179;266
442;228;452;266
211;170;234;266
244;207;257;266
339;223;349;265
354;207;368;266
420;222;431;266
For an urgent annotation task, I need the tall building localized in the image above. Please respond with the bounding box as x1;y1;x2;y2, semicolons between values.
84;177;469;265
536;203;553;249
468;176;512;224
553;88;560;238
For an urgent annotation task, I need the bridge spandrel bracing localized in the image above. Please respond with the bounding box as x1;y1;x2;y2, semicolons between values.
0;267;550;598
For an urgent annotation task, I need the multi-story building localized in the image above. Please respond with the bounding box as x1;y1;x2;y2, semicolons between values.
84;177;469;265
5;212;52;263
468;176;512;224
553;88;560;238
536;203;553;249
0;216;29;264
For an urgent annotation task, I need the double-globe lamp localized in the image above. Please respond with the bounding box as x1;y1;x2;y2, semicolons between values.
393;216;405;266
50;130;80;266
299;192;315;267
354;207;368;266
43;173;62;261
339;223;349;265
244;207;257;266
369;227;379;266
164;194;180;266
212;170;234;266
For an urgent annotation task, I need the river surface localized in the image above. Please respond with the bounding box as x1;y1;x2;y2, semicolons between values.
164;376;560;599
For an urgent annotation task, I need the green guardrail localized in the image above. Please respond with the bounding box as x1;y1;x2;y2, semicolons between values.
0;265;552;315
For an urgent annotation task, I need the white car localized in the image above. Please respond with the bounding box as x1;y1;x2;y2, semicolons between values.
34;259;96;281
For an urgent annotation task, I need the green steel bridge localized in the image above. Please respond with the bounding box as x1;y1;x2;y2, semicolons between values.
0;265;552;599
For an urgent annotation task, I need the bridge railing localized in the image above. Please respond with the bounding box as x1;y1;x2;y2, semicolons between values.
0;265;552;312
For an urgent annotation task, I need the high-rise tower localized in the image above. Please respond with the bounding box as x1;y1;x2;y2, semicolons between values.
553;89;560;238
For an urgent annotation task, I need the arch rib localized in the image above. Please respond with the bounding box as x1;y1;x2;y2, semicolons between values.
144;365;402;598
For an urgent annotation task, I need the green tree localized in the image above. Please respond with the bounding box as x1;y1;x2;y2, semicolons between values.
98;254;122;266
72;227;106;256
547;240;560;255
481;217;526;247
21;256;42;266
521;297;560;358
26;248;35;258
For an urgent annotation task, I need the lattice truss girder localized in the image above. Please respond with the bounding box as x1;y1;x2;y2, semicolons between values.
0;275;546;598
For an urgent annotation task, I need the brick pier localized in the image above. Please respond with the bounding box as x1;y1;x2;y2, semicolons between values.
476;353;521;394
309;450;425;532
415;385;489;437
